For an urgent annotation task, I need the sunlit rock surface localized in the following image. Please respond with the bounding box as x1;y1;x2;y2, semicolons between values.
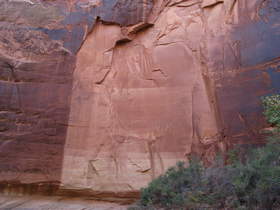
0;0;280;199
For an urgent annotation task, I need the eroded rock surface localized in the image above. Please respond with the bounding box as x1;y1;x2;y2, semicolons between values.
0;0;153;192
0;0;280;199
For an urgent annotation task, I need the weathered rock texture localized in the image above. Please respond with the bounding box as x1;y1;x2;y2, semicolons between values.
0;195;127;209
0;0;280;198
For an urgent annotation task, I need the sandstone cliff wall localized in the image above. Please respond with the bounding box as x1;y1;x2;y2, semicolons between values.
0;0;279;198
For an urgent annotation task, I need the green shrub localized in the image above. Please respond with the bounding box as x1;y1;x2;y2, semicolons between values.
140;159;203;209
230;137;280;209
262;94;280;127
132;94;280;210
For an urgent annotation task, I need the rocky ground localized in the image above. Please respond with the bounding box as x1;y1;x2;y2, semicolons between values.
0;195;128;210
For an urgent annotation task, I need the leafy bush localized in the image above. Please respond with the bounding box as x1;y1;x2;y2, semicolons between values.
262;94;280;127
131;94;280;210
140;159;203;209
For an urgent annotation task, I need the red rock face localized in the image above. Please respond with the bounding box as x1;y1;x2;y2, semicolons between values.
0;2;74;184
0;0;152;188
0;0;280;197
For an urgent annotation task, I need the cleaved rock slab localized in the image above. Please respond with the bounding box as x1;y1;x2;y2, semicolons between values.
202;0;224;8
